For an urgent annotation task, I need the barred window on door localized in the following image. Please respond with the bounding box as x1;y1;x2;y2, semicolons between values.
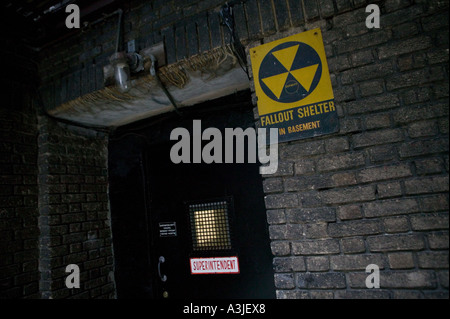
189;201;232;251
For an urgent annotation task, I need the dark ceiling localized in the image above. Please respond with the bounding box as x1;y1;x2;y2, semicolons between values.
1;0;125;50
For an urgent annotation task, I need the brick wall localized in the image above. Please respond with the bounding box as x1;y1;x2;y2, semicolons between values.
37;116;115;299
38;0;333;111
39;0;240;111
0;108;39;299
1;30;115;298
252;0;449;298
31;0;449;299
0;38;39;298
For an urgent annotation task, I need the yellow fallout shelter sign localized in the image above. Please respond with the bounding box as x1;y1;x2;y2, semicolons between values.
250;28;339;143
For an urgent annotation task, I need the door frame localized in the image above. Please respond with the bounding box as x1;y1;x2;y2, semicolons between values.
109;90;275;299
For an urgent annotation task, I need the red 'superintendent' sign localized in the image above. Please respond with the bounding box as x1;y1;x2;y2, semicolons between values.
190;256;240;275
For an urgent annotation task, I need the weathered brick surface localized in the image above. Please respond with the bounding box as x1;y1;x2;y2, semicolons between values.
3;0;448;300
36;116;115;299
297;272;346;289
331;254;387;271
0;108;39;299
363;198;420;218
247;0;449;299
388;252;415;269
0;40;39;299
367;234;425;252
347;271;437;289
292;239;340;255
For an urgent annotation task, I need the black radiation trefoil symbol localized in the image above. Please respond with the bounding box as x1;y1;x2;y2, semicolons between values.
259;41;322;103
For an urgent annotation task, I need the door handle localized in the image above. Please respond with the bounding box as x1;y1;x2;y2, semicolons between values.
158;256;167;282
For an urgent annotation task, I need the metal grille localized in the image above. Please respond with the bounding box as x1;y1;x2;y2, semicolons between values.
189;201;232;251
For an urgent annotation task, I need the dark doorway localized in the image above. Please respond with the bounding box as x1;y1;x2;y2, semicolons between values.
109;91;275;299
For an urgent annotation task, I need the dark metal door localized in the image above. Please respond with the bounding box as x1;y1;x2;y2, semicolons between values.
109;92;276;299
144;128;275;299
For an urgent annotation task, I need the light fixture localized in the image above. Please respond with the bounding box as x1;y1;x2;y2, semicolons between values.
103;34;181;115
110;52;131;93
109;51;145;93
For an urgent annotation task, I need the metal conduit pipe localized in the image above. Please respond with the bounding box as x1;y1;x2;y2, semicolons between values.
114;9;123;53
148;54;182;116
